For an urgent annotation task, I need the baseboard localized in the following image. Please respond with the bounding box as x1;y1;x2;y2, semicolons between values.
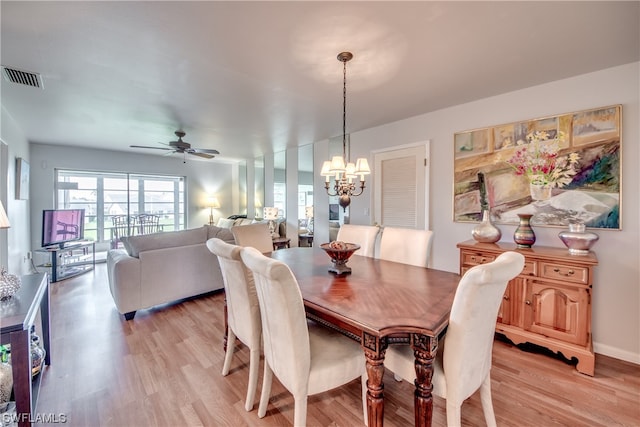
594;342;640;365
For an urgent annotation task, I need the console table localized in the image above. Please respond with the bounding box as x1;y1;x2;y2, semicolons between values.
457;240;597;375
0;273;50;427
35;241;95;282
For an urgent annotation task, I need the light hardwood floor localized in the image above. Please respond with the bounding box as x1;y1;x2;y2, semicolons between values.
35;264;639;426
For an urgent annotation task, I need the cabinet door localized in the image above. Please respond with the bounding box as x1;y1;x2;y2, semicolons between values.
497;281;512;325
524;280;589;346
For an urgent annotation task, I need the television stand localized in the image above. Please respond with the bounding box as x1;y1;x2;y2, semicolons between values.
35;241;95;282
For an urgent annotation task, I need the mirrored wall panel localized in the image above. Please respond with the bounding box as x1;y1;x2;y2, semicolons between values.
254;156;264;219
298;144;314;246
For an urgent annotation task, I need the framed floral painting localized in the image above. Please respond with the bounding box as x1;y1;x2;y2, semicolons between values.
453;105;621;229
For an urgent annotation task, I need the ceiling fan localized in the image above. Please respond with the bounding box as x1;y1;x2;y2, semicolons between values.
130;130;220;161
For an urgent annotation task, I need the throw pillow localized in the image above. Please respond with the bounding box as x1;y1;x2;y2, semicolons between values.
216;218;235;229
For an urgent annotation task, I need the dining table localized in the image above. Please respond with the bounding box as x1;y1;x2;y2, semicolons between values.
270;247;461;427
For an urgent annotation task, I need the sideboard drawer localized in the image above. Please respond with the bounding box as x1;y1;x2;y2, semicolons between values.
461;251;496;266
540;262;589;284
521;260;537;276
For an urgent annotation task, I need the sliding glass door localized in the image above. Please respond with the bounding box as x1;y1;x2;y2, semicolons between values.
56;169;185;244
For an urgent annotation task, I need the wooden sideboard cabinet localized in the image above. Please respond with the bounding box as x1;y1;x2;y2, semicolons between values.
457;240;598;376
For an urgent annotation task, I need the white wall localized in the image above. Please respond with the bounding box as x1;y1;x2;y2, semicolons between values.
1;106;32;275
348;62;640;363
28;143;239;251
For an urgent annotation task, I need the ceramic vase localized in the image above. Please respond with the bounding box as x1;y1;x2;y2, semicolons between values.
472;210;502;243
514;213;536;248
558;221;599;255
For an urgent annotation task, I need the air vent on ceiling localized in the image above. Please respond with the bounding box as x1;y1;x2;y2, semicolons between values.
2;66;43;89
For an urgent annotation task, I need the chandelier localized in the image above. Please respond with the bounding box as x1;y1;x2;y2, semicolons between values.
321;52;370;211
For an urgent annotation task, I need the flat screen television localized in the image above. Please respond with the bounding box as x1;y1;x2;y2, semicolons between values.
42;209;85;248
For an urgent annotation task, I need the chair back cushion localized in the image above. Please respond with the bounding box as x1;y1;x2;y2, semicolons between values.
240;246;311;396
206;238;261;347
444;251;524;403
379;227;433;267
336;224;379;257
232;222;274;254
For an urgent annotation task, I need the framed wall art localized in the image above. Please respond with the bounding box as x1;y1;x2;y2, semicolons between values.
453;105;621;229
15;157;30;200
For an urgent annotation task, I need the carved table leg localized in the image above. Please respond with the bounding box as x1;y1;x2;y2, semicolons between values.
412;333;438;427
363;332;388;427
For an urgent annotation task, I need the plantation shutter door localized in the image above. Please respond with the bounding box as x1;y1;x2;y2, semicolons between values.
373;144;427;229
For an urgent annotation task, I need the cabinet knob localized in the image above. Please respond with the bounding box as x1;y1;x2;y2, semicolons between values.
553;267;574;276
503;295;509;301
525;300;531;305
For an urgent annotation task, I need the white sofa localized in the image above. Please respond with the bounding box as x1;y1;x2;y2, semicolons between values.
107;225;235;320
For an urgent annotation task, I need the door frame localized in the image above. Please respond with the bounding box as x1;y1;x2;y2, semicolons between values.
371;140;430;229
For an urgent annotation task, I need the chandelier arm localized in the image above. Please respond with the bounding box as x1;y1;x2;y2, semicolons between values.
351;182;367;197
325;181;339;197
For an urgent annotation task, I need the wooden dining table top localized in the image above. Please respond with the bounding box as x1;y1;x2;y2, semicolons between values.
271;246;461;339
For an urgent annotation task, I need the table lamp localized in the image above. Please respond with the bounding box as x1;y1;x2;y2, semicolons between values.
263;207;279;238
0;201;21;300
207;196;220;225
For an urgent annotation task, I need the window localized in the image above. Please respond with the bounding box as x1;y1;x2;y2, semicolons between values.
56;170;186;243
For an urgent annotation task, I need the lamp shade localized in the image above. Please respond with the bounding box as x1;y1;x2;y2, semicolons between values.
207;196;221;209
329;155;346;173
355;158;371;175
320;161;332;176
0;201;10;229
263;207;279;220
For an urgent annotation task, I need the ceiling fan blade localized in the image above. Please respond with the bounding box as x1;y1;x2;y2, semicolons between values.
162;150;178;157
192;148;220;155
130;145;172;151
190;152;215;159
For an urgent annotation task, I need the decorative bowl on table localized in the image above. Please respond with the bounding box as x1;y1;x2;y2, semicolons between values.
320;241;360;275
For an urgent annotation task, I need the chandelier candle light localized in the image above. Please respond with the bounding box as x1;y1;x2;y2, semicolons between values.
321;52;370;211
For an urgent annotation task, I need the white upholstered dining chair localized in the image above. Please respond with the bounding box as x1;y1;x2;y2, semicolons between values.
206;238;262;411
378;227;433;267
335;224;379;257
231;222;273;254
239;246;368;427
384;251;525;427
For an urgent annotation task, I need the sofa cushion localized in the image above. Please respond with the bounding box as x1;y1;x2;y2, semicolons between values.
122;227;208;258
233;218;253;227
204;224;235;242
216;218;236;229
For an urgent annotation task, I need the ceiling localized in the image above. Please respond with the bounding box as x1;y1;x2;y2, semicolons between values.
1;1;638;164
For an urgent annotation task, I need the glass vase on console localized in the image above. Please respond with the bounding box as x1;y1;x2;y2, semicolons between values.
558;221;599;255
471;209;502;243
